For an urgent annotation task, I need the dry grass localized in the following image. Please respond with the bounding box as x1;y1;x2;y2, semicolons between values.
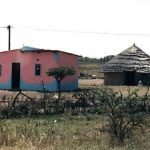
79;79;104;88
0;115;149;150
0;115;108;150
79;79;150;96
108;86;150;96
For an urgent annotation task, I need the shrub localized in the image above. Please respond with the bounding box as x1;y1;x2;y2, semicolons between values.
97;87;144;143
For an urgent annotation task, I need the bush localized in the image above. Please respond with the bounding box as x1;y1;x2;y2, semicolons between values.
97;87;144;143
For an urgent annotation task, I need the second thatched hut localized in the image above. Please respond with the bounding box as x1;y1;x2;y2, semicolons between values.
102;44;150;85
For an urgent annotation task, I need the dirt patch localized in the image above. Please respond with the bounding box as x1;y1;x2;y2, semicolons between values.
79;79;104;88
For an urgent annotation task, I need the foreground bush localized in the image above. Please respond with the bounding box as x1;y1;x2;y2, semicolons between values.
97;87;145;143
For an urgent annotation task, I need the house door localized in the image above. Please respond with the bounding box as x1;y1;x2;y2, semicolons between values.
12;63;20;89
125;71;135;85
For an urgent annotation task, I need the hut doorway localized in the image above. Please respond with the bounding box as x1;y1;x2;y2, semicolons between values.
12;63;20;89
125;71;135;85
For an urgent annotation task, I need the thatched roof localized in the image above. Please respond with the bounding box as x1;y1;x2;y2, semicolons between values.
102;44;150;73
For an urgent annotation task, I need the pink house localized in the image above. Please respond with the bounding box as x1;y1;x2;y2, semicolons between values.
0;46;79;91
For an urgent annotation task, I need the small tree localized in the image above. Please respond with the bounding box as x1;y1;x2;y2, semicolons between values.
47;66;75;102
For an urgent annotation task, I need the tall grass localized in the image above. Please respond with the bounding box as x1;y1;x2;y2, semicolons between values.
0;114;149;150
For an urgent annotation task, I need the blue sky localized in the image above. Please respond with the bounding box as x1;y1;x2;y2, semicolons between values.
0;0;150;58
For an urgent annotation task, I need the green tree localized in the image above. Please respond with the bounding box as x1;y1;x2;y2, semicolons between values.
47;66;75;102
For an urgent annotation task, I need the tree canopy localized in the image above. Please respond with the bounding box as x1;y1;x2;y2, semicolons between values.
47;66;75;81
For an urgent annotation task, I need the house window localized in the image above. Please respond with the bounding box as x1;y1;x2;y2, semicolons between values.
35;64;41;76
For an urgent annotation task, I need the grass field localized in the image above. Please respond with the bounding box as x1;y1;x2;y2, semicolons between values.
0;114;149;150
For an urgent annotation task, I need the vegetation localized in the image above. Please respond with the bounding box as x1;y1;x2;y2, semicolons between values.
1;55;150;149
46;66;75;101
0;115;106;149
0;114;149;150
97;87;145;143
78;56;114;79
79;55;115;64
0;86;149;149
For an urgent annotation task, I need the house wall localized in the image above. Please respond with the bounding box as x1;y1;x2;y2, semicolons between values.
0;49;78;91
58;52;78;91
104;72;125;85
20;51;58;91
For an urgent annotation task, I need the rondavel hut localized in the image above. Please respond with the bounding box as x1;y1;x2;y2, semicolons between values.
0;46;79;91
102;44;150;85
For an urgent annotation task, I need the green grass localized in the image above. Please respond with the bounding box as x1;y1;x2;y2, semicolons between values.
0;114;149;150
